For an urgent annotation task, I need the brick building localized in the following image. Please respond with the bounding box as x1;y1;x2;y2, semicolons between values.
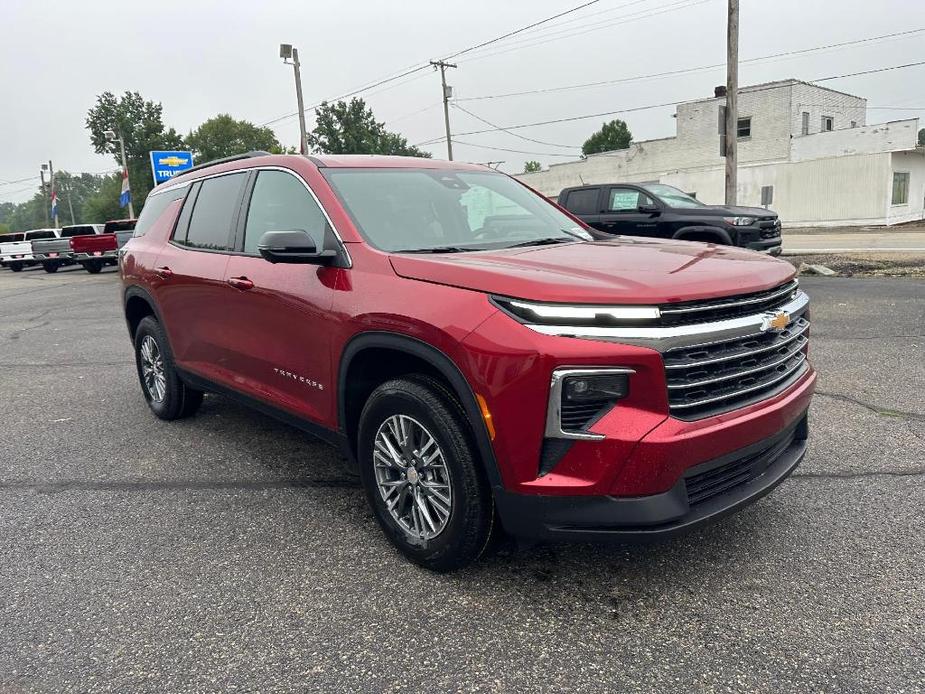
517;80;923;227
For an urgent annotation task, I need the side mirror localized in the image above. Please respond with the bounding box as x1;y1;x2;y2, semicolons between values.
638;203;661;215
257;230;338;265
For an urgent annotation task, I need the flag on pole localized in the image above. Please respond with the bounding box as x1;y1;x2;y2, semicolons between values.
119;167;131;208
50;190;58;219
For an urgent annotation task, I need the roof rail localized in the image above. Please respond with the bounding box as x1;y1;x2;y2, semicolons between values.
180;150;272;177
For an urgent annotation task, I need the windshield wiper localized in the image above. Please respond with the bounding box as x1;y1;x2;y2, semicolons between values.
505;237;576;249
396;245;475;254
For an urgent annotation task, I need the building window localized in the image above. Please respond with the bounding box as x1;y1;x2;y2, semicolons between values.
737;117;751;138
801;112;810;135
850;121;857;128
821;115;834;132
892;172;910;205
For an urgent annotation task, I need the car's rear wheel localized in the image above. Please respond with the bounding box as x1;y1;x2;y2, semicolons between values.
357;376;495;572
42;262;59;273
82;260;104;274
133;316;203;420
9;262;23;272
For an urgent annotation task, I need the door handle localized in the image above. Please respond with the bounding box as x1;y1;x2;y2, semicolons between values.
227;276;254;291
154;266;173;279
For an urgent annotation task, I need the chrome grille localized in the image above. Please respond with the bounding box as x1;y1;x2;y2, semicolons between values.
665;315;810;419
657;279;798;326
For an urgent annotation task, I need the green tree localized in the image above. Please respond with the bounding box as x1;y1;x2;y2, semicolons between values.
523;160;541;173
54;172;109;224
81;174;124;223
0;223;10;234
308;98;431;157
86;91;185;211
581;119;633;156
187;114;287;163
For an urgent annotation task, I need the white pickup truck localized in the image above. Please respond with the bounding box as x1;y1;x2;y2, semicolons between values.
0;228;59;272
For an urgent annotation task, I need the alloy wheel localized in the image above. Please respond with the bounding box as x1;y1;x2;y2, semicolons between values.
139;335;167;403
373;414;453;540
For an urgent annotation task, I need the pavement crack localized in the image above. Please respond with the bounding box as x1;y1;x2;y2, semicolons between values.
815;390;925;421
0;478;361;494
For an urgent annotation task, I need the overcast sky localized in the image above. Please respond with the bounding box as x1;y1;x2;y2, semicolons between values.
2;0;924;203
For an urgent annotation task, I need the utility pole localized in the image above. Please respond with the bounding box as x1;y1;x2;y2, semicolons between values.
724;0;739;205
49;160;59;228
430;60;457;160
39;167;49;227
280;44;309;155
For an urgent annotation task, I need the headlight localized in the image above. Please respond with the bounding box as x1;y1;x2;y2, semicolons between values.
723;216;756;226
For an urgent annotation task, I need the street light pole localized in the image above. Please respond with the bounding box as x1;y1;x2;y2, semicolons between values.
39;166;49;227
724;0;739;205
49;160;58;228
280;44;309;155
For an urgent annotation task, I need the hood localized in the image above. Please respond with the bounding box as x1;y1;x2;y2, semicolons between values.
389;237;795;305
683;204;777;218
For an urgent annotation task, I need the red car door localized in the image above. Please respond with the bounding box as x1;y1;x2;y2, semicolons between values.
153;173;246;384
219;169;338;427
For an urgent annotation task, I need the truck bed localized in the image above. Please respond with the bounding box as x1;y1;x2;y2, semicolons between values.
32;238;73;259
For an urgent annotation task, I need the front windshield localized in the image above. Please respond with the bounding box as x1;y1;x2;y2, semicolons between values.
323;168;590;252
645;183;705;209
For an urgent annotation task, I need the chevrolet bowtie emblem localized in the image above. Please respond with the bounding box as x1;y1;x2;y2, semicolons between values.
761;310;791;332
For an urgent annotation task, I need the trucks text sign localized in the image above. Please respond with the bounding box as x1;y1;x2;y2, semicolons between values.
149;151;195;185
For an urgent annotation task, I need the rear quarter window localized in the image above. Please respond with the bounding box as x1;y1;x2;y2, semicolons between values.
134;185;188;238
26;231;56;240
563;188;600;215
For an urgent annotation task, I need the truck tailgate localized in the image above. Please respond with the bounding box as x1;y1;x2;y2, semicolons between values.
71;234;118;253
32;238;72;257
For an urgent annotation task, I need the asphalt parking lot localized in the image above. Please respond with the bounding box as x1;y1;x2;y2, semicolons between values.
1;263;923;693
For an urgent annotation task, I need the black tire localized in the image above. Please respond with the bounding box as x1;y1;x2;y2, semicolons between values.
43;262;59;273
133;316;203;420
357;375;495;572
9;263;23;272
82;260;104;274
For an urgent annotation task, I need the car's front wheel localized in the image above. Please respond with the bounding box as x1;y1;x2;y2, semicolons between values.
358;376;495;572
133;316;203;420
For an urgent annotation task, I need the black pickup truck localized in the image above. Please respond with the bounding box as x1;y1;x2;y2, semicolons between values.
558;182;782;255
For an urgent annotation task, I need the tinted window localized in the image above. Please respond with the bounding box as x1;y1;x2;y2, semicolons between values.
26;231;56;240
104;220;136;233
183;174;245;250
137;186;187;238
564;188;599;215
0;234;24;243
243;171;328;254
61;226;97;238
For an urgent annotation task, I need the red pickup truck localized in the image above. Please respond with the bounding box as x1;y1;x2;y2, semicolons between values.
121;153;814;571
70;219;135;273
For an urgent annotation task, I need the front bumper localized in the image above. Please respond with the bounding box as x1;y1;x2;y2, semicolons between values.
745;237;782;255
496;411;808;542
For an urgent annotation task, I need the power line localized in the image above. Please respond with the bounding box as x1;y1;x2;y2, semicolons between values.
451;103;579;149
259;0;609;128
458;0;714;64
452;140;583;157
457;26;925;101
441;61;925;139
442;0;603;60
0;175;38;188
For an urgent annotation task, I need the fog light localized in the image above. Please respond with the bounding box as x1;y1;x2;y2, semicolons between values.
563;373;629;403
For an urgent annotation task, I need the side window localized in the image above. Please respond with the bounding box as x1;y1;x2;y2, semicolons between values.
563;188;599;215
608;188;653;212
242;170;329;255
182;173;246;251
135;185;187;237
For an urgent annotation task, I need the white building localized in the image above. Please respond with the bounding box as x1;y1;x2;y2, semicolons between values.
517;80;924;227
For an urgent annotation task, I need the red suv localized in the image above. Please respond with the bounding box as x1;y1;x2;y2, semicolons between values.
121;152;815;571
